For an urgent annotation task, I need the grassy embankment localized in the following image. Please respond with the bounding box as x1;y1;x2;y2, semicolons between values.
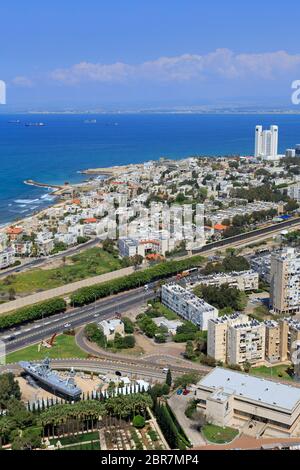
5;333;88;363
0;248;122;298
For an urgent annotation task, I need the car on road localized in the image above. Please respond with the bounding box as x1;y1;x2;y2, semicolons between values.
64;323;71;328
183;389;190;395
176;389;183;395
162;368;169;374
93;314;99;318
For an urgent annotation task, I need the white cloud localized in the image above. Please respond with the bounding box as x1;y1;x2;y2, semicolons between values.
12;76;34;87
17;49;300;86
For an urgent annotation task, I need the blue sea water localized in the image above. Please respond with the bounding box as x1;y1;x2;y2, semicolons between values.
1;113;300;224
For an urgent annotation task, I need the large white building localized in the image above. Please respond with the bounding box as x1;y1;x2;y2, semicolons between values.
161;284;218;331
270;247;300;315
255;125;280;161
195;367;300;437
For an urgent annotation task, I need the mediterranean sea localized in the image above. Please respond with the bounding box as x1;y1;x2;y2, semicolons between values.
0;113;300;224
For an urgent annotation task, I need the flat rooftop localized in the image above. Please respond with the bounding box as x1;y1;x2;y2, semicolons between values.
198;367;300;412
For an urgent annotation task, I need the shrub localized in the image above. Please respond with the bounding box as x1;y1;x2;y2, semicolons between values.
133;415;146;429
122;316;134;334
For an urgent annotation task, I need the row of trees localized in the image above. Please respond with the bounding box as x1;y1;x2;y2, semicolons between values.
70;255;204;307
0;255;203;330
0;298;66;330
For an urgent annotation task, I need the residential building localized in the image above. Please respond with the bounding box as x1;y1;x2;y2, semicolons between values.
195;367;300;437
152;317;183;336
255;125;280;161
36;232;54;256
264;320;281;363
194;270;259;292
12;240;33;257
118;238;139;258
207;313;249;363
288;184;300;202
270;248;300;315
98;319;125;341
6;226;23;242
227;319;265;366
0;247;15;269
161;284;218;331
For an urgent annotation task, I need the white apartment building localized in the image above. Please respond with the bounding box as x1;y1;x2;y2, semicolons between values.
207;313;249;363
118;238;139;258
12;240;33;257
194;270;259;292
36;231;54;256
270;247;300;315
161;284;218;331
54;232;77;246
288;184;300;202
0;247;15;269
227;319;265;366
207;313;266;366
0;233;7;251
255;125;280;161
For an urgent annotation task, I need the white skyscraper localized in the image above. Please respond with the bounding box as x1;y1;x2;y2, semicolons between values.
255;125;279;160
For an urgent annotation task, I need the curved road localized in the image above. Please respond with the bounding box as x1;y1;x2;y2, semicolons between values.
75;327;209;371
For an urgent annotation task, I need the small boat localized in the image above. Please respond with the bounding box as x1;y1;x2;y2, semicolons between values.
84;119;97;124
8;120;21;124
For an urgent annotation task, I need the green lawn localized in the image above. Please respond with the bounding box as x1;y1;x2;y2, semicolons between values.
202;424;238;444
60;441;101;450
251;364;294;381
0;247;122;297
6;333;88;363
50;432;100;446
151;302;181;321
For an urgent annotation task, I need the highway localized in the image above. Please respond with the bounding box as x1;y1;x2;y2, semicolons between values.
0;282;211;380
0;287;155;353
193;216;300;254
1;217;300;355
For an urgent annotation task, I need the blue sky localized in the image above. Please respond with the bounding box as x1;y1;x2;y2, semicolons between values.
1;0;300;109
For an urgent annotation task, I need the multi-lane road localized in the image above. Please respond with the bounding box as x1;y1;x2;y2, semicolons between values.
1;287;154;354
0;282;211;380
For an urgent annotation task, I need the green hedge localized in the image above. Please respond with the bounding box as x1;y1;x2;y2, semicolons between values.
0;298;67;329
70;256;204;307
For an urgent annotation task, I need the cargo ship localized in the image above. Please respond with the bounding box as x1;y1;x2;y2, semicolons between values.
19;358;82;400
25;122;46;127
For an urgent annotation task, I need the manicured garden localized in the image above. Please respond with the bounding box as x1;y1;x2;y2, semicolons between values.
202;424;238;444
